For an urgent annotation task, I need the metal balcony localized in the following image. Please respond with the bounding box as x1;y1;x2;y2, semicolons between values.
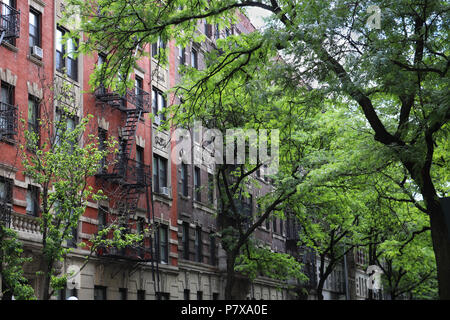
0;102;18;138
97;157;151;188
96;226;153;262
0;2;20;41
94;84;151;113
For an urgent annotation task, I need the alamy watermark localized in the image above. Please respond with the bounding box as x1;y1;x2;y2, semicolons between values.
366;5;381;30
171;121;279;174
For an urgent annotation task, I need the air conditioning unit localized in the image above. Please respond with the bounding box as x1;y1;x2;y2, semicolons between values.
154;115;161;125
159;186;169;196
31;45;43;60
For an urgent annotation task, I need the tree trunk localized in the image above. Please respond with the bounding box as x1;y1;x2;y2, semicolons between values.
42;259;53;300
224;252;236;300
427;200;450;299
414;163;450;300
316;277;325;300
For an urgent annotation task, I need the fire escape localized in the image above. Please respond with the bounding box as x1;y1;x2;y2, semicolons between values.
94;84;156;264
0;1;20;46
286;215;317;299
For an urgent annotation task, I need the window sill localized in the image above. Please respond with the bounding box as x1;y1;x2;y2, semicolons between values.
153;193;173;206
179;194;190;200
0;136;16;145
1;41;18;53
193;200;216;214
55;70;79;85
27;54;44;67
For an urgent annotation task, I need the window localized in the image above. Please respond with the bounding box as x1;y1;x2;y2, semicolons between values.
56;27;78;81
152;87;166;123
184;289;190;300
194;227;202;263
151;37;165;58
66;222;78;248
182;222;189;260
136;145;144;184
156;292;170;300
1;0;17;46
0;82;15;138
134;76;144;109
94;286;107;300
205;22;212;38
181;162;188;197
98;206;108;232
137;289;145;300
29;8;41;52
153;154;167;194
119;288;127;300
194;166;201;201
158;224;168;264
207;173;214;204
214;24;220;39
210;233;216;266
98;128;107;173
178;46;186;65
27;95;40;148
197;291;203;300
26;185;39;216
191;48;198;69
272;218;277;233
55;109;77;151
58;286;77;300
279;218;283;235
0;176;12;205
265;217;270;230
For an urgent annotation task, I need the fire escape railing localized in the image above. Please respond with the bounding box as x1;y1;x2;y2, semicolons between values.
94;85;151;113
0;102;18;138
94;83;155;263
0;2;20;43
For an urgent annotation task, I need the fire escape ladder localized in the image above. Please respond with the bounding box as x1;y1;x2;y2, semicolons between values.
120;108;142;160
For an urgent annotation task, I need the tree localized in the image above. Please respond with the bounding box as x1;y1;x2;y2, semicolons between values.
18;80;143;299
0;226;36;300
64;0;449;298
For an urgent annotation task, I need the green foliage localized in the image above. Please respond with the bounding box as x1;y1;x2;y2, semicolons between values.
18;82;119;298
0;226;36;300
64;0;447;298
235;241;307;287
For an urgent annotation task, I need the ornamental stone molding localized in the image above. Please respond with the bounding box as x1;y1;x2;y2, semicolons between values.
0;68;17;87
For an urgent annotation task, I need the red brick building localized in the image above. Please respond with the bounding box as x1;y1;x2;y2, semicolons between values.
0;1;298;300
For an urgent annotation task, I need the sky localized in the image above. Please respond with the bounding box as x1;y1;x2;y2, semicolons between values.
245;7;272;30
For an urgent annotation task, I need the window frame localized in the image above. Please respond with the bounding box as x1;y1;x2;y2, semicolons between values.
93;285;107;300
207;173;214;204
152;87;166;123
191;48;198;69
210;233;216;266
153;154;168;194
27;95;40;149
119;288;128;300
56;26;78;81
28;8;41;51
194;226;202;263
0;82;15;137
0;176;13;205
182;222;189;260
194;166;201;202
181;162;188;197
158;224;168;264
26;185;40;217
